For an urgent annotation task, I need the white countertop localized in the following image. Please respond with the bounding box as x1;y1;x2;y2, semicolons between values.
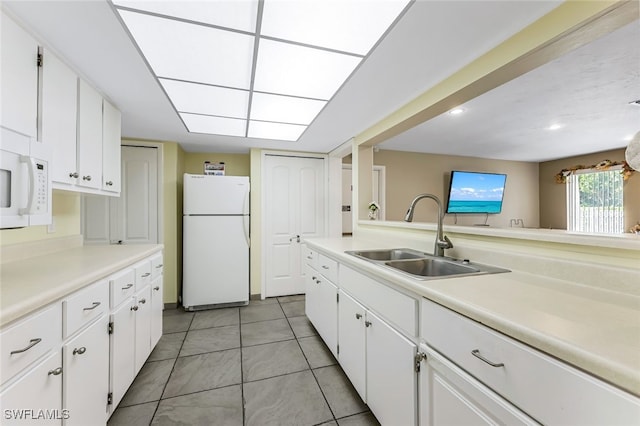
0;244;163;327
305;237;640;397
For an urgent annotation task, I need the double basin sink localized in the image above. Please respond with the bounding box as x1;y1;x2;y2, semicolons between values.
346;248;509;280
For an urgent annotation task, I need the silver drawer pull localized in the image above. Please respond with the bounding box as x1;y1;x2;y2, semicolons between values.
10;338;42;355
306;256;313;260
106;181;113;186
471;349;504;367
82;175;92;181
73;347;86;356
355;313;362;319
321;265;329;270
83;302;101;311
48;367;63;376
154;286;160;291
131;305;139;311
139;298;146;304
365;321;372;327
315;278;321;284
122;283;133;290
69;172;79;178
155;264;163;268
142;272;151;278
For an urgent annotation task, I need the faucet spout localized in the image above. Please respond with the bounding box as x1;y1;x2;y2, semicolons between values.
404;193;453;257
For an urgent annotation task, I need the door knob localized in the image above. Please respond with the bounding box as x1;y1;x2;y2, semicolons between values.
289;235;300;243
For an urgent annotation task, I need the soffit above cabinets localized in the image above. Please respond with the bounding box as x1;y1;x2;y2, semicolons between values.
111;0;411;141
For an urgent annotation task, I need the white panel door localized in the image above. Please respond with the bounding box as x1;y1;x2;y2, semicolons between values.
264;155;325;297
101;100;121;193
76;79;103;189
341;167;352;234
109;299;135;411
81;195;110;245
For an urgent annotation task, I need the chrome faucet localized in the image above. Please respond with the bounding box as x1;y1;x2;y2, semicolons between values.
404;193;453;257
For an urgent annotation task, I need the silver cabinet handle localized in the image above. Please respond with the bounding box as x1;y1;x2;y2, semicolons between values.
306;255;313;260
315;278;321;284
154;286;160;291
73;347;86;356
83;302;100;311
131;305;139;311
139;298;146;304
106;181;113;186
48;367;63;376
155;264;163;268
321;265;329;270
471;349;504;367
122;283;133;290
142;272;151;278
69;172;79;178
355;313;362;319
365;321;372;327
10;338;42;355
82;175;92;181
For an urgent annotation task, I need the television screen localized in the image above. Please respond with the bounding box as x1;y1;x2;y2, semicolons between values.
446;171;507;214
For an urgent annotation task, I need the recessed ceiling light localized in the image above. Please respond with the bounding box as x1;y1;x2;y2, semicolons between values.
448;108;465;115
548;123;564;131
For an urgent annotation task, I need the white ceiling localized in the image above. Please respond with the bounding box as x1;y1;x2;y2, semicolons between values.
379;19;640;162
5;0;613;159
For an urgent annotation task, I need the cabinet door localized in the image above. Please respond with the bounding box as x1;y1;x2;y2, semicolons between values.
63;316;109;426
101;100;121;193
109;299;135;411
0;11;38;138
42;49;78;186
150;276;163;349
76;79;102;189
304;265;319;327
314;276;338;358
419;345;536;426
366;310;416;426
0;351;63;426
134;286;152;373
337;291;366;401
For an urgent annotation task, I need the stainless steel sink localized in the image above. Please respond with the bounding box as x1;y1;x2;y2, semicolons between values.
347;248;428;261
385;258;479;277
345;248;510;280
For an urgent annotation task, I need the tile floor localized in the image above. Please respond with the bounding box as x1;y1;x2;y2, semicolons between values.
107;295;380;426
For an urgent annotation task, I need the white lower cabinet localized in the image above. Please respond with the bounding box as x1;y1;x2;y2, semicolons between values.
305;263;338;357
63;316;109;426
134;286;152;373
108;298;136;412
150;275;163;349
338;290;416;425
0;351;63;426
418;344;536;426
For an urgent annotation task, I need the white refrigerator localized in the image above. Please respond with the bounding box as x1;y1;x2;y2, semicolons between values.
182;174;250;310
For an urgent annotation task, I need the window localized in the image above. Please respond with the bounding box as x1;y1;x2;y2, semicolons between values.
567;167;624;233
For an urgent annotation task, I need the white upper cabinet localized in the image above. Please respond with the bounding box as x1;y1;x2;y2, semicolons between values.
77;79;103;190
0;11;39;138
102;99;122;193
42;49;78;185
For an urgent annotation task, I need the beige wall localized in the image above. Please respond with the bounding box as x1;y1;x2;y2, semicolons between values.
0;191;81;246
539;148;639;231
184;153;250;176
374;150;539;228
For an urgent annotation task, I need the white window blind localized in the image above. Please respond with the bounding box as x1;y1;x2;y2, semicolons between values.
566;167;624;233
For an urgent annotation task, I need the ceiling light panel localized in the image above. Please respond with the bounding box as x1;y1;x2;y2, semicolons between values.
118;10;254;89
254;39;361;99
248;121;307;141
181;113;247;137
250;92;326;125
160;79;249;119
112;0;259;32
261;0;410;55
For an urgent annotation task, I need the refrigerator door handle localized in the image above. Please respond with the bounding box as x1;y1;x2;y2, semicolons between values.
243;186;250;216
243;214;250;248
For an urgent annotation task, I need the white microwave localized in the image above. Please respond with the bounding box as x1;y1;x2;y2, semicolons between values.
0;127;52;229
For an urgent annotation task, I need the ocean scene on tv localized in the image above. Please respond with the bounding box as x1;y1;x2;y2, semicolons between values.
446;171;506;214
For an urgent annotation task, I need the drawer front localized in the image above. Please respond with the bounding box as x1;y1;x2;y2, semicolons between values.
63;279;109;338
421;298;640;425
1;303;62;385
135;260;152;290
150;253;163;280
340;265;417;336
109;268;136;308
317;254;338;283
303;246;317;269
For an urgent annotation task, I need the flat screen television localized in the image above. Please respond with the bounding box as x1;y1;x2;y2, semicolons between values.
446;171;507;214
